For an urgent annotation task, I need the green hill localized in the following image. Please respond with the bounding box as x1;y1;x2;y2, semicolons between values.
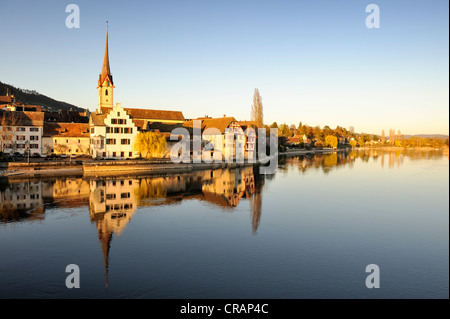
0;81;83;112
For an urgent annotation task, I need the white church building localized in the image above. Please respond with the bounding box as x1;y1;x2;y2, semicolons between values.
89;27;184;160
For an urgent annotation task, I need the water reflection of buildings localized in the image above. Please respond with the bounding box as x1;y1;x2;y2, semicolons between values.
283;149;443;173
87;167;263;231
283;152;357;173
1;149;442;225
197;168;263;233
52;178;90;206
349;149;404;169
85;166;264;285
0;168;264;285
0;180;44;222
3;149;444;286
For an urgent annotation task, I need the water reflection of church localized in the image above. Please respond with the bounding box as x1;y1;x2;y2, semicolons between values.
85;166;264;286
3;151;424;286
1;165;265;286
87;166;263;234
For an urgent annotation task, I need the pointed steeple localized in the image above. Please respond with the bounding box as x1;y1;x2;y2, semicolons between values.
98;225;113;288
98;25;113;87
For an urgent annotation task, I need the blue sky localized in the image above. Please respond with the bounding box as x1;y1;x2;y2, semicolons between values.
1;0;448;135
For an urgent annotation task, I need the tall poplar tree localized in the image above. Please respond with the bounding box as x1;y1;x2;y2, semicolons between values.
251;88;263;128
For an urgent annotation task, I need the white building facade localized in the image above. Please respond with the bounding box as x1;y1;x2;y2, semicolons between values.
90;103;139;159
0;111;44;156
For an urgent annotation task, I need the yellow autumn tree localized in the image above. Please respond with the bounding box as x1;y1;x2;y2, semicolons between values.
325;135;338;148
134;131;167;159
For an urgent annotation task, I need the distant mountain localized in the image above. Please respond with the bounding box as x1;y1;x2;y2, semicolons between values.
403;134;449;139
0;81;84;112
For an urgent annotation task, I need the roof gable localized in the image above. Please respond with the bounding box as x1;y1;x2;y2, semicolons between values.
90;113;107;126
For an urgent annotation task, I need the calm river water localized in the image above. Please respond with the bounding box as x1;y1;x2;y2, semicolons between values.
0;150;448;298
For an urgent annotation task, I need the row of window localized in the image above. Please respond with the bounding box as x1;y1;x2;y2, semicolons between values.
9;136;84;144
6;194;40;201
105;139;131;145
9;184;40;191
54;139;82;144
105;192;131;199
90;127;133;134
106;127;133;134
56;148;81;153
105;203;134;212
5;127;40;132
111;119;127;125
93;151;134;158
15;135;39;141
96;180;133;187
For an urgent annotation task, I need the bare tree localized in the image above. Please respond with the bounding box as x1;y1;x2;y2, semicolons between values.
54;144;69;155
77;143;88;155
43;143;53;155
251;88;263;128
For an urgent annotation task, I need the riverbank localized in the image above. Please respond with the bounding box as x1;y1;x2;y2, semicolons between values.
82;160;256;177
0;161;83;178
0;149;340;178
279;148;348;156
0;159;258;178
5;145;442;178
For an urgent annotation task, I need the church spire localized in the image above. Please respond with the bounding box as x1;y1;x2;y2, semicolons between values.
97;24;114;113
98;25;113;87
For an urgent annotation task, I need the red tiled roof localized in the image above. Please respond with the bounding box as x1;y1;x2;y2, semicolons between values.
90;113;107;126
132;119;147;130
24;111;45;126
287;137;302;143
101;107;185;122
43;122;90;137
0;111;44;126
0;96;12;103
203;117;238;133
184;117;239;134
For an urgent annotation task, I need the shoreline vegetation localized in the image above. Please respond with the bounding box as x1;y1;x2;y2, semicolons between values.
1;146;447;178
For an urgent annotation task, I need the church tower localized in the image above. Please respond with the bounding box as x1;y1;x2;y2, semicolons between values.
97;25;114;113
